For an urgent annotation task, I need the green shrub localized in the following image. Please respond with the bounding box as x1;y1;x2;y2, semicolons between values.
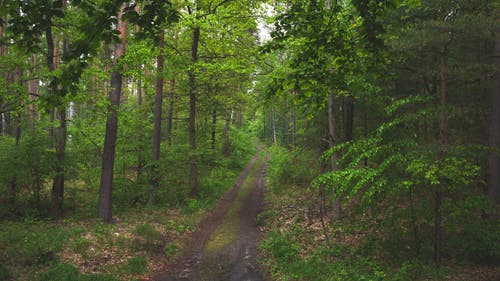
126;256;148;275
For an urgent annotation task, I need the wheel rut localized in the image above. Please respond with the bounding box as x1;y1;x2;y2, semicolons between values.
154;151;269;281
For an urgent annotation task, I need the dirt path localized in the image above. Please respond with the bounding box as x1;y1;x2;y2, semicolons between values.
154;151;268;281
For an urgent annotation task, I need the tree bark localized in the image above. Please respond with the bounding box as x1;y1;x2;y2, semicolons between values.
345;95;354;142
151;31;165;203
434;4;448;265
188;26;200;198
487;13;500;212
166;79;174;146
98;5;127;223
45;17;67;218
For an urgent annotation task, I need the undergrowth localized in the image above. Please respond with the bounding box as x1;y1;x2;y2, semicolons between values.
259;144;500;281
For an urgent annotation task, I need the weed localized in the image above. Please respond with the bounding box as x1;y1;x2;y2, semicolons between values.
126;256;148;275
71;238;91;257
164;242;179;256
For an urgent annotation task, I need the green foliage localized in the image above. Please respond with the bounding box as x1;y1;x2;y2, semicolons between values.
126;256;148;275
267;145;319;193
0;224;71;265
260;231;391;281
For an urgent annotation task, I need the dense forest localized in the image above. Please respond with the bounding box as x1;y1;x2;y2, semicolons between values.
0;0;499;280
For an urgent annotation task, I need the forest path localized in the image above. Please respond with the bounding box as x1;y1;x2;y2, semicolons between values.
153;150;269;281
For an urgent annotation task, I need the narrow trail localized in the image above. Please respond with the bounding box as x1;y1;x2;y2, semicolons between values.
154;150;269;281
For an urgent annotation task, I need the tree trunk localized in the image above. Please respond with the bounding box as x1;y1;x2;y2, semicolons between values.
98;5;127;223
188;26;200;198
151;31;165;203
327;93;341;219
28;55;39;132
435;7;448;265
345;95;354;142
211;109;217;149
271;103;277;144
9;112;21;212
290;90;296;146
51;107;67;217
487;14;500;212
222;112;231;156
166;79;175;146
136;77;145;180
45;18;67;218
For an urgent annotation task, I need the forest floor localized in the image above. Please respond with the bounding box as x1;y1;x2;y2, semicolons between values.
152;150;269;281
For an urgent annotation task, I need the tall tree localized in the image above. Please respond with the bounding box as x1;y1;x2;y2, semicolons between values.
488;6;500;212
98;3;128;223
151;31;164;202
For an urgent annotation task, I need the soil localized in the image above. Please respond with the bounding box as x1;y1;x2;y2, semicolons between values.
153;151;268;281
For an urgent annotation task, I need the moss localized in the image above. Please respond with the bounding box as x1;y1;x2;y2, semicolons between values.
205;155;263;252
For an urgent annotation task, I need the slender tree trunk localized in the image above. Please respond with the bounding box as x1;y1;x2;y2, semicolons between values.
327;93;342;219
211;108;217;149
271;103;277;144
290;90;296;146
188;26;200;198
51;108;67;216
435;8;448;265
222;112;231;156
166;79;174;147
98;5;127;223
28;55;38;132
45;18;66;218
0;19;5;136
136;77;145;180
345;95;354;142
487;14;500;213
151;32;165;203
9;111;21;212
